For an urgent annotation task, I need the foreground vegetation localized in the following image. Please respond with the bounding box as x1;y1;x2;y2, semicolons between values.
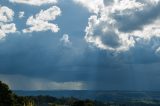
1;81;160;106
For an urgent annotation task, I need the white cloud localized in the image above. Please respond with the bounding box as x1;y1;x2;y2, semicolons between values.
23;6;61;33
0;23;17;39
60;34;72;46
18;11;25;19
73;0;144;14
9;0;58;6
0;6;14;22
85;15;135;51
73;0;160;52
0;6;17;39
0;74;85;90
73;0;103;14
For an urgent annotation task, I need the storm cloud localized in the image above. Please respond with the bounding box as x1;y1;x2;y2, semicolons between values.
0;0;160;90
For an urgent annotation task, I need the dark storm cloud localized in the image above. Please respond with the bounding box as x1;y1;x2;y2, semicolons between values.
1;32;160;90
0;32;119;82
100;31;120;48
114;2;160;32
123;37;160;64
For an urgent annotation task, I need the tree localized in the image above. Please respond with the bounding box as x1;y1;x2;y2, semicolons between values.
0;81;14;106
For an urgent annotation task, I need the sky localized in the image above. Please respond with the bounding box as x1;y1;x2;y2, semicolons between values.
0;0;160;90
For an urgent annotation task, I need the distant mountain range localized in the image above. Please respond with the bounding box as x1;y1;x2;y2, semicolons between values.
14;90;160;102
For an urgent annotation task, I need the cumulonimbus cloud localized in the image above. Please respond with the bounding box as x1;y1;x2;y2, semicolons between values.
23;6;61;33
9;0;58;6
0;6;17;39
73;0;160;52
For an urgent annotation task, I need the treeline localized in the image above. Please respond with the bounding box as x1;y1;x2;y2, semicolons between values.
1;81;160;106
0;81;105;106
24;96;106;106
